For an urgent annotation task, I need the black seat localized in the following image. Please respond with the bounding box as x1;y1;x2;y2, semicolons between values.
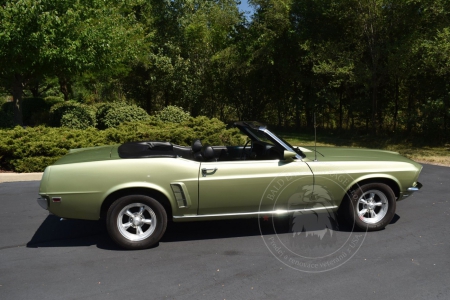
192;139;203;161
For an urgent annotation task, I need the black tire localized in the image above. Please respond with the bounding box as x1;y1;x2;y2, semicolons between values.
106;195;167;250
347;183;396;231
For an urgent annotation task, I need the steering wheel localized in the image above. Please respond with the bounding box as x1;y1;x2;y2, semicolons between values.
241;139;253;160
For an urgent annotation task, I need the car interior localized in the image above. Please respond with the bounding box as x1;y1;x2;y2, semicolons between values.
118;139;284;162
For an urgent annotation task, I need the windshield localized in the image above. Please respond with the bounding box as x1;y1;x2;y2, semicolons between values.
245;127;274;145
262;129;304;158
277;136;301;154
238;124;304;159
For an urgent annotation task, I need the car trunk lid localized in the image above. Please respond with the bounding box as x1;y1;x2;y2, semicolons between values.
53;145;119;165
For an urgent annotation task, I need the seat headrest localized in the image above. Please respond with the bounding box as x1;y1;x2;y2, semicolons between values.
201;145;215;160
192;139;202;152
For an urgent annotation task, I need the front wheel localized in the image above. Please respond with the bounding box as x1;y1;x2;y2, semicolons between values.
347;183;396;231
106;195;167;250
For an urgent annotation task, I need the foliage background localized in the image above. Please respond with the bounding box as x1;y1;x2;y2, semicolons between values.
0;117;242;172
0;0;449;151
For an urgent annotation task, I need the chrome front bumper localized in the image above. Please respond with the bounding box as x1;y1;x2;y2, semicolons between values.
407;182;423;192
37;197;48;210
399;182;423;201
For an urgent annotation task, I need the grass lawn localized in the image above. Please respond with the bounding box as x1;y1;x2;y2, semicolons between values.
280;131;450;167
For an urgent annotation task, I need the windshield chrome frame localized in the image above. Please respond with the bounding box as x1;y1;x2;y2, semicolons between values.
234;121;303;160
258;127;303;160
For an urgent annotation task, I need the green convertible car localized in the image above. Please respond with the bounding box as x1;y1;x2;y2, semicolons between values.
37;121;422;249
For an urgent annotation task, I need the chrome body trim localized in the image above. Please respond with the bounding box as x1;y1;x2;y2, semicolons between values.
170;182;192;208
261;128;303;160
174;205;338;219
37;197;48;210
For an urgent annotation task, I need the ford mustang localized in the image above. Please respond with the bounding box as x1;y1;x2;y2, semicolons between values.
37;121;422;249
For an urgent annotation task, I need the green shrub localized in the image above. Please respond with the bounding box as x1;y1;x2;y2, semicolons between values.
0;126;109;172
10;156;61;173
44;96;64;107
96;102;150;129
49;101;96;129
0;116;242;172
155;105;190;123
95;102;117;127
106;116;242;146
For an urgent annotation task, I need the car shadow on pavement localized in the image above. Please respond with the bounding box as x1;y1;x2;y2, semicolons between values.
26;215;281;250
26;215;119;250
27;212;400;250
390;213;400;224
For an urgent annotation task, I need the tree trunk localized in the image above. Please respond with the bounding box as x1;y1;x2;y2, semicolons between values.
393;78;399;132
444;84;449;141
358;0;380;135
371;73;378;134
29;83;40;98
406;92;413;135
347;107;352;130
12;73;24;126
277;107;282;127
58;75;71;101
339;90;343;131
378;92;383;133
294;83;301;129
164;91;169;107
295;101;301;129
304;84;314;129
145;89;152;114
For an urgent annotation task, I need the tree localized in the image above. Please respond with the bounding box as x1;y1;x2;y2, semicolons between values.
123;0;241;116
0;0;144;125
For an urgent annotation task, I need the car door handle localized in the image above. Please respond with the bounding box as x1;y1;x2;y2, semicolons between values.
201;168;217;177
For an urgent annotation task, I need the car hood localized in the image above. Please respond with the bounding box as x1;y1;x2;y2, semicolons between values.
53;145;120;165
299;146;418;164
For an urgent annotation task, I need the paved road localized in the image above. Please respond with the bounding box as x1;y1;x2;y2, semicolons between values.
0;164;448;299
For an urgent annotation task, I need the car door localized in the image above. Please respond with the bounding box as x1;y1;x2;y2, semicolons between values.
198;159;313;215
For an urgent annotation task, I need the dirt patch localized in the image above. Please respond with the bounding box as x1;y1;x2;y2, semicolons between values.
414;160;450;167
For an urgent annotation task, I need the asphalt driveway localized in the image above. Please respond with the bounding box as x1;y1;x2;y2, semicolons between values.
0;164;448;299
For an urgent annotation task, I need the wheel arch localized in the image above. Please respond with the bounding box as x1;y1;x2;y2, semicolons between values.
340;177;398;231
346;177;400;199
100;187;173;221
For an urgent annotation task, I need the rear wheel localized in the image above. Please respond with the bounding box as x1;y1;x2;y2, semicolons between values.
348;183;396;231
106;195;167;250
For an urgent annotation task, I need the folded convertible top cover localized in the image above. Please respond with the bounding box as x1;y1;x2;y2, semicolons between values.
118;141;176;158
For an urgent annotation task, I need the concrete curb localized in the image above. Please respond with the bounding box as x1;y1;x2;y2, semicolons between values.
0;173;43;183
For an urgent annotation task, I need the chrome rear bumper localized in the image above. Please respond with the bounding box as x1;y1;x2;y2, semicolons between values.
37;197;48;210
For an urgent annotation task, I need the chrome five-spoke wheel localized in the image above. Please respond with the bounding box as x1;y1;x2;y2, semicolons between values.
348;183;396;231
117;203;157;241
107;195;167;250
357;190;388;224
